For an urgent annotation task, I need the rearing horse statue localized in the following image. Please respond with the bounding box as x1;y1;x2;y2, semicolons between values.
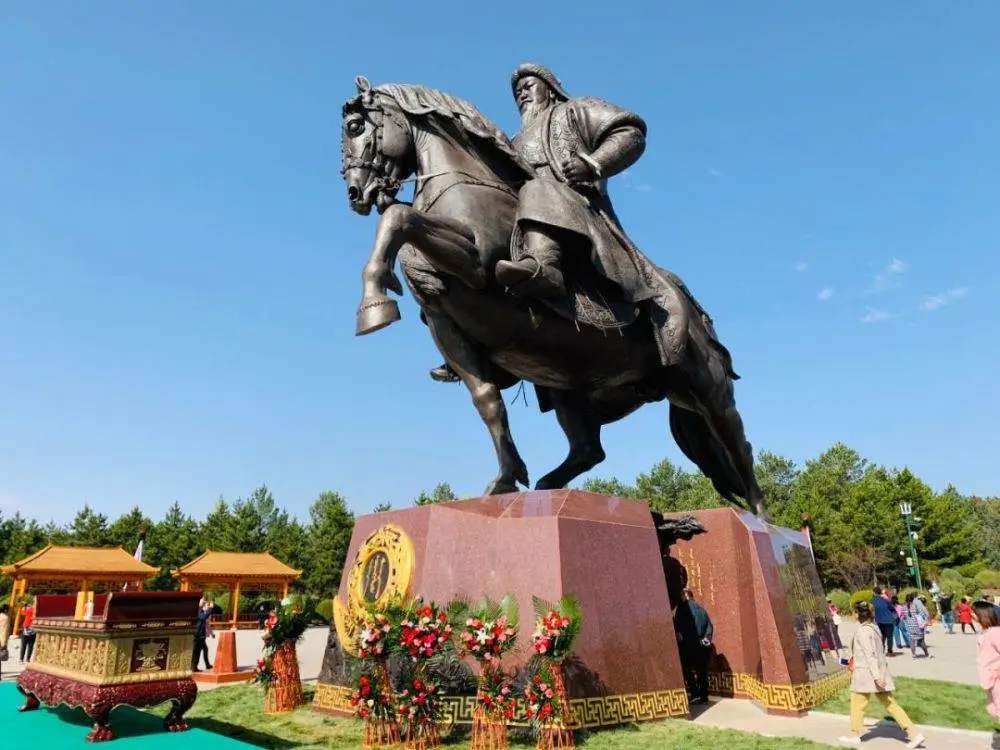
341;77;767;514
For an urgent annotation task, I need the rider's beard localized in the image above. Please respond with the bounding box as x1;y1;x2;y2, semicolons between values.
520;100;550;127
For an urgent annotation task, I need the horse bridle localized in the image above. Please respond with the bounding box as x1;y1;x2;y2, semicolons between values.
340;93;410;198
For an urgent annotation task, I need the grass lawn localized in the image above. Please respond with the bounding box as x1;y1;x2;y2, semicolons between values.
159;684;830;750
816;676;996;732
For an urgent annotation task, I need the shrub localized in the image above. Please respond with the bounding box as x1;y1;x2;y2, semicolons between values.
315;598;333;624
938;568;975;598
849;589;873;611
958;561;988;579
973;569;1000;591
827;589;851;613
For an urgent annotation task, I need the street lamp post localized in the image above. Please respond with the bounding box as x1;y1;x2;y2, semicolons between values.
899;502;923;591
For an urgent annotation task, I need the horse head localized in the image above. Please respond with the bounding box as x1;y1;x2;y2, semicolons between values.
341;76;415;216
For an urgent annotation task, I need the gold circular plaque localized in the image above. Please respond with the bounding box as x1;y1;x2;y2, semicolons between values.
333;524;414;645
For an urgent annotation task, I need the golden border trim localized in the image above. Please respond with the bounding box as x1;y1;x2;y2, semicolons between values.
707;669;850;711
313;682;690;727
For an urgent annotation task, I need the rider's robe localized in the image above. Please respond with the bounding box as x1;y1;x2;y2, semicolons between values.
513;96;731;373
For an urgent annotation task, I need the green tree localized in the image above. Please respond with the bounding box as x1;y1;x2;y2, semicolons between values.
200;497;234;551
415;483;458;506
372;501;392;513
911;482;978;570
69;505;111;547
107;507;153;552
773;443;866;588
634;459;723;512
580;477;637;497
970;497;1000;568
754;451;798;517
304;491;354;598
146;502;202;590
0;513;48;596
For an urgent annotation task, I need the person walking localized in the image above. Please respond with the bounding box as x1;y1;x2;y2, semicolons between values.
902;593;930;658
828;598;845;655
0;604;10;681
839;601;925;748
938;593;954;634
957;597;977;634
674;589;714;705
872;588;898;656
892;595;910;650
972;600;1000;726
18;599;36;663
191;599;214;672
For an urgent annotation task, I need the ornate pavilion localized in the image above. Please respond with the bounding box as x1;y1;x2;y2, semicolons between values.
173;551;301;629
2;545;158;635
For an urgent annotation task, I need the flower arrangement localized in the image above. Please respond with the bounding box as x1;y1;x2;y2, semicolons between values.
259;598;316;714
475;664;519;721
252;655;275;687
396;675;442;728
351;673;395;721
458;596;518;667
357;612;394;659
399;601;453;662
523;665;562;725
530;596;581;662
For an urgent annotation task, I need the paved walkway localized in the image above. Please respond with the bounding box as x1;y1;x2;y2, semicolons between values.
838;619;980;685
694;697;995;749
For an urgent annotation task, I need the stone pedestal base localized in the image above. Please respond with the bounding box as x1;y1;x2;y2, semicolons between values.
662;508;849;716
316;490;689;727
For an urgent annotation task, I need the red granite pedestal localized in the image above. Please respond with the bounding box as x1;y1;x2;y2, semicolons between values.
662;508;849;716
315;490;689;728
192;630;254;685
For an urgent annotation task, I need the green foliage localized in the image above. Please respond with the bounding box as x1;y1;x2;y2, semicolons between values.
265;598;317;648
414;482;457;506
826;588;851;613
146;502;202;590
372;501;392;513
69;504;111;547
580;477;637;497
973;569;1000;591
634;459;725;512
302;491;354;599
970;497;1000;568
938;568;976;598
315;598;333;624
957;560;987;578
850;589;874;611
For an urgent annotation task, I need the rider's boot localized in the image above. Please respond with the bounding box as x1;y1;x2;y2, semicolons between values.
495;257;565;298
430;363;461;383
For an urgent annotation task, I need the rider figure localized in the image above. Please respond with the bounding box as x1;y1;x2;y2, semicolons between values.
430;63;673;383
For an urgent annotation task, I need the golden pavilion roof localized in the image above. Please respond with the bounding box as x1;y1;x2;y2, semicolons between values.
173;551;301;580
1;545;157;578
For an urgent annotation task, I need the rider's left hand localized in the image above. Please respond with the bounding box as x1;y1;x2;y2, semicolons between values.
561;154;595;184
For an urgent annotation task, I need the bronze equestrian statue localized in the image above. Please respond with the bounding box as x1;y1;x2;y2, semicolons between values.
341;64;767;515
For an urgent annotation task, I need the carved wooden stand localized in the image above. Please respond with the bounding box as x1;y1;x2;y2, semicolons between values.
264;641;304;714
469;709;508;750
536;664;574;750
362;659;401;749
402;721;441;749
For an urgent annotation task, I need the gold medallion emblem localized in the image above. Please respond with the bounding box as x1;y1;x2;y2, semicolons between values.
333;524;414;645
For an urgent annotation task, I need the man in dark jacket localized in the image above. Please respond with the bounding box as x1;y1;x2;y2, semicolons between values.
871;587;898;656
191;600;213;672
674;589;714;704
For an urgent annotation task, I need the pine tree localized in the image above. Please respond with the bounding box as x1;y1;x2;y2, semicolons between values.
200;497;234;551
414;483;458;506
69;505;111;547
108;507;153;552
304;491;354;598
146;502;202;590
911;481;978;570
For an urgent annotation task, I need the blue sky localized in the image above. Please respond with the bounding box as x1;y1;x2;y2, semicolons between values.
2;2;997;523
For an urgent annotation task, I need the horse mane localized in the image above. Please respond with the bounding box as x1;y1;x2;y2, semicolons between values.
373;83;531;182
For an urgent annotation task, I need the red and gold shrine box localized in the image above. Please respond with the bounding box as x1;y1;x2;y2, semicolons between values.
16;591;202;742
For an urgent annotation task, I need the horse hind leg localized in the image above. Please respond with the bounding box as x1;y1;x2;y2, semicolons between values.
536;389;606;490
425;312;529;494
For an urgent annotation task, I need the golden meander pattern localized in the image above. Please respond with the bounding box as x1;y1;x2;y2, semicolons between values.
313;682;690;728
707;669;850;711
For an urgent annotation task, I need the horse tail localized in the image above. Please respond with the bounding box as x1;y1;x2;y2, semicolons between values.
668;404;748;508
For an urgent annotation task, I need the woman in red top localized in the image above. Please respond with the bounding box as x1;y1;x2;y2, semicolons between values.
957;597;977;634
